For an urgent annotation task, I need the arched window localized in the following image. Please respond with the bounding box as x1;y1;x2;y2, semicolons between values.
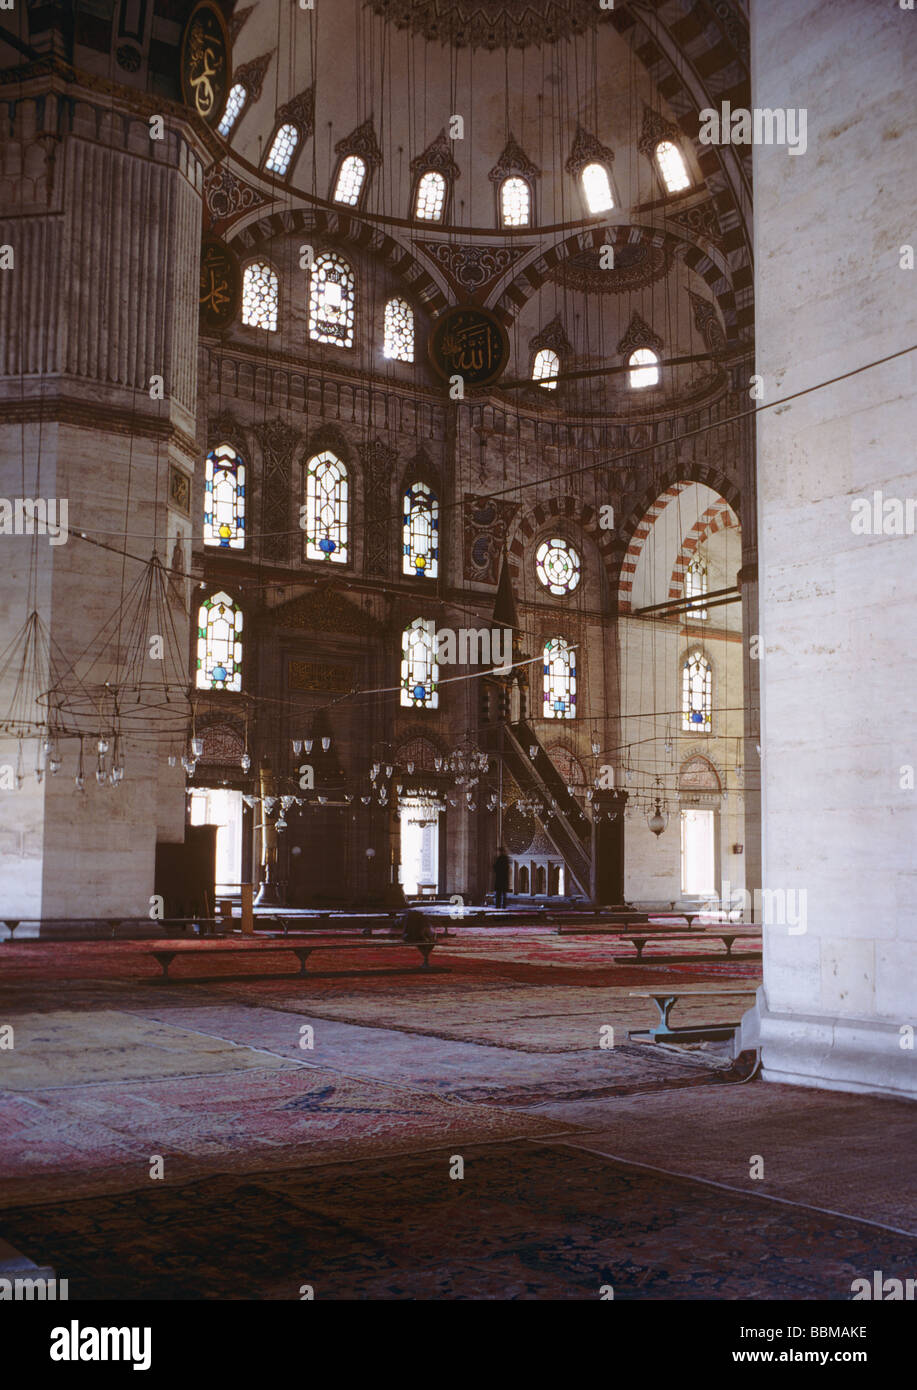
581;161;614;214
543;637;576;719
204;443;246;549
333;154;367;206
303;451;348;564
309;252;355;348
384;298;415;362
218;83;247;138
403;482;439;578
415;170;446;222
682;650;712;732
536;538;581;596
401;618;439;708
500;176;531;227
264;122;299;176
241;261;279;332
655;139;690;193
628;347;659;388
532;347;560;390
196;592;243;692
685;555;708;620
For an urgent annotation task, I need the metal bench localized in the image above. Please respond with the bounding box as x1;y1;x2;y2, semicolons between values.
628;986;758;1043
613;928;762;963
147;938;437;981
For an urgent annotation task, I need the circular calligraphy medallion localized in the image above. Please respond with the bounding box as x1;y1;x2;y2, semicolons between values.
199;235;241;332
428;305;510;388
181;2;232;128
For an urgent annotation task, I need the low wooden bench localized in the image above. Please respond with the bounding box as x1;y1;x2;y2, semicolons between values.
147;938;436;981
628;986;758;1043
613;928;761;963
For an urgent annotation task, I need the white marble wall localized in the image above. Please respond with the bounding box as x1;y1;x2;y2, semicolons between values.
752;0;917;1096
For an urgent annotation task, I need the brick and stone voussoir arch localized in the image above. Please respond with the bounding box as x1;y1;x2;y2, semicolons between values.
616;465;742;614
506;495;616;591
667;500;740;600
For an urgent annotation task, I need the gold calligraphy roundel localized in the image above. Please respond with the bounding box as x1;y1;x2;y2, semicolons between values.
181;1;231;127
428;305;510;388
199;234;241;331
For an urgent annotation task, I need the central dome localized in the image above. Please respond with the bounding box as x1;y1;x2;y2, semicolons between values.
364;0;613;49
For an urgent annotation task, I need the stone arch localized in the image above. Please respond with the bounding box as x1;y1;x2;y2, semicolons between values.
615;464;742;613
229;208;449;318
506;494;617;593
667;500;740;601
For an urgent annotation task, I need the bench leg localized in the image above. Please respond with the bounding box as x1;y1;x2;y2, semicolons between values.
154;953;175;980
293;949;312;976
722;935;736;957
417;945;433;970
634;937;647;960
651;995;678;1033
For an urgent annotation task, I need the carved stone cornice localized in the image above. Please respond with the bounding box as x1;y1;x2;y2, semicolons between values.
410;130;460;181
0;398;199;462
234;51;275;103
488;134;539;184
617;311;664;358
335;118;383;169
277;87;315;140
565;124;614;177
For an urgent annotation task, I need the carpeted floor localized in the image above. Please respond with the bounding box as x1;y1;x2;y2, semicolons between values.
2;1140;913;1301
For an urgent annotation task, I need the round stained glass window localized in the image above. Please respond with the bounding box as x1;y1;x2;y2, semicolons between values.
535;538;581;596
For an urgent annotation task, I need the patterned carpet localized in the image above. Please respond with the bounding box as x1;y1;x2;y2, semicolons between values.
2;1141;913;1301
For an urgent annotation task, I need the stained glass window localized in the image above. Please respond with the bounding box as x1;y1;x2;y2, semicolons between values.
401;618;439;708
403;482;439;578
218;84;247;138
501;176;531;227
532;347;560;389
241;261;279;332
196;592;243;692
384;298;415;362
629;347;659;388
581;162;614;214
204;443;246;549
304;451;348;564
656;140;690;193
685;555;708;620
543;637;576;719
415;170;446;221
333;154;367;206
682;649;712;732
309;252;355;348
536;538;581;596
265;122;299;175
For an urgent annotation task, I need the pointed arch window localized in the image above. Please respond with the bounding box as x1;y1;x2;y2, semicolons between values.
500;176;531;227
196;592;243;692
308;252;355;348
204;443;246;549
241;261;279;332
581;162;614;214
628;347;659;388
403;482;439;578
682;650;712;732
543;637;576;719
304;451;348;564
414;170;446;222
655;140;690;193
685;555;708;620
401;618;439;708
384;297;415;362
218;83;247;138
532;347;560;390
333;154;367;206
264;122;299;176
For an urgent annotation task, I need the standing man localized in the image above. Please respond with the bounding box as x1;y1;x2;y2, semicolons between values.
493;845;510;910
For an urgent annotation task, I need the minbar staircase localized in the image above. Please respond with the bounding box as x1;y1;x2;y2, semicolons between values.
501;720;593;897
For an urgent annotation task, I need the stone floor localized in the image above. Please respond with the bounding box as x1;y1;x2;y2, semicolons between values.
0;931;913;1299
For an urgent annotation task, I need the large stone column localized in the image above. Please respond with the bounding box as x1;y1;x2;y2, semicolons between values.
0;72;207;918
751;0;917;1096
